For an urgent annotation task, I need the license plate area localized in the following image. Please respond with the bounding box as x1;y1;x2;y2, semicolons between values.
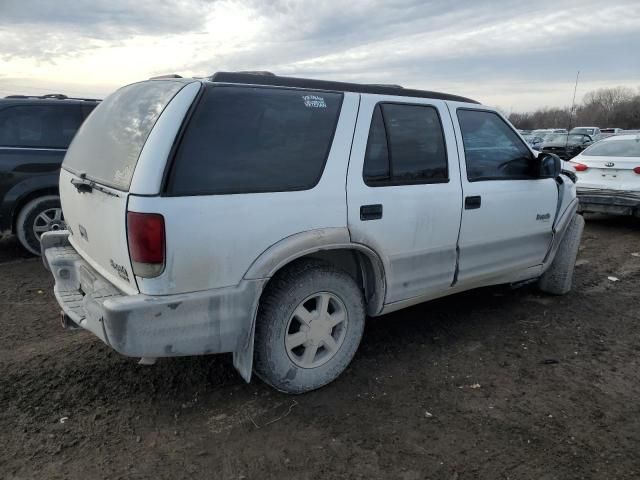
598;169;621;180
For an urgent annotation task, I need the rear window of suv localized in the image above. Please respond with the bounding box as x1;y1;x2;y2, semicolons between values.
63;81;184;190
166;85;343;195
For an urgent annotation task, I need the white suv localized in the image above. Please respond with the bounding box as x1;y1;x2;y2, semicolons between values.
42;72;583;393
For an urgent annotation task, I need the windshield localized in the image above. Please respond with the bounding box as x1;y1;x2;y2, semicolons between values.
571;128;595;135
63;80;185;190
545;133;590;144
583;138;640;157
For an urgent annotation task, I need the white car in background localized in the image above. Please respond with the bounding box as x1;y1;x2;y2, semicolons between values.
570;126;602;142
600;128;623;139
569;134;640;217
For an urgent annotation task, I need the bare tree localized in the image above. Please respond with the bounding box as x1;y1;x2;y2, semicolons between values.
509;86;640;130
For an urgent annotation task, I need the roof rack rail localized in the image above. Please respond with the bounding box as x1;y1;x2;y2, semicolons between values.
367;84;403;89
235;71;276;76
208;72;480;104
4;93;100;102
149;74;183;79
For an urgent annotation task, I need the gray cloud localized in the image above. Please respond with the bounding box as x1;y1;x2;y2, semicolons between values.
0;0;208;60
187;0;640;107
1;0;207;33
1;0;639;109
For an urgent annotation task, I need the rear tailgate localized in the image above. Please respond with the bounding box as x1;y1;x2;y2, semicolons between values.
59;168;135;293
58;79;191;293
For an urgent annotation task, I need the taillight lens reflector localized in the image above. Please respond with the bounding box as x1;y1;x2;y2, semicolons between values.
634;166;640;174
572;163;588;172
127;212;165;277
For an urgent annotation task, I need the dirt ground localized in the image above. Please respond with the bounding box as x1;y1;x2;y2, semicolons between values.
1;214;639;480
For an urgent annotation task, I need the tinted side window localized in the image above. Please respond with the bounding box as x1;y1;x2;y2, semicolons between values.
457;110;534;181
363;103;448;186
168;86;343;195
0;105;84;149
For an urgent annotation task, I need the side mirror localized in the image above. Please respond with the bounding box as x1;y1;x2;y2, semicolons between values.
537;152;561;178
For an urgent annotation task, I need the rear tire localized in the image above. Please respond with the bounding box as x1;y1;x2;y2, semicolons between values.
538;214;585;295
254;259;366;394
16;195;64;256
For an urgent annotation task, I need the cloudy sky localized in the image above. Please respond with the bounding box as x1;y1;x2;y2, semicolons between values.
1;0;639;111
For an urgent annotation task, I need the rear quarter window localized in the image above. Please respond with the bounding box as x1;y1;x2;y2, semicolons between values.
166;85;343;195
63;81;185;190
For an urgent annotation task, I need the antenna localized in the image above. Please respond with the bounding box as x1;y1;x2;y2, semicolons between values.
569;70;580;130
565;71;580;153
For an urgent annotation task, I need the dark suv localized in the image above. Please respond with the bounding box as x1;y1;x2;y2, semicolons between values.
0;94;99;254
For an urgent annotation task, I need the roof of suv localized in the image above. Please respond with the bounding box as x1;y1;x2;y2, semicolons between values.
1;94;100;107
206;71;480;104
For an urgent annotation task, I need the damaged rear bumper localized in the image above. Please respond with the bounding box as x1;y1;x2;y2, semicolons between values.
41;231;265;379
577;189;640;217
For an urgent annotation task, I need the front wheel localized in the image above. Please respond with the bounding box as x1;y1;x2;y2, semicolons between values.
538;214;585;295
16;195;64;255
254;260;366;394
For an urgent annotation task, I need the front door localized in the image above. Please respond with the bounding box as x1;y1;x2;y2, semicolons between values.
347;95;463;304
449;105;557;285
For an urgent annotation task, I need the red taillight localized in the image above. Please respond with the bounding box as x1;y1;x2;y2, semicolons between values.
572;163;588;172
127;212;165;277
634;166;640;174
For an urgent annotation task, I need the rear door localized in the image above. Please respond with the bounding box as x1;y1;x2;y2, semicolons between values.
450;104;557;285
60;80;194;294
347;95;463;304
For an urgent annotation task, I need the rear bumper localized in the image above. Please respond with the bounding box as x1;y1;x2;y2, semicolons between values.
41;231;265;361
577;189;640;217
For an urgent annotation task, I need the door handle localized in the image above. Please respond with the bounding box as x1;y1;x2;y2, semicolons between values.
360;204;383;221
465;196;481;210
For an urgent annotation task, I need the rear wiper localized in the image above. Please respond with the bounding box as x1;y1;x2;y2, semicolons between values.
70;178;120;198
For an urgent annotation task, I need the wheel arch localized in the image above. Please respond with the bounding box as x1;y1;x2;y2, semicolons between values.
232;228;387;382
244;227;387;316
11;187;60;233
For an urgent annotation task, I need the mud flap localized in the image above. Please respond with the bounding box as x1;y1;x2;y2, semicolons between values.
233;330;255;382
232;280;266;382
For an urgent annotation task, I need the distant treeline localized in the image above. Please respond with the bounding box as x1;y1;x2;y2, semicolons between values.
508;86;640;130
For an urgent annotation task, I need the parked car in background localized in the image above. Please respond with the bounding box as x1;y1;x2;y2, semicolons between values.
532;129;553;137
540;133;593;160
570;126;601;141
522;133;546;150
41;72;581;394
532;128;567;136
0;94;99;254
568;134;640;217
600;128;623;139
